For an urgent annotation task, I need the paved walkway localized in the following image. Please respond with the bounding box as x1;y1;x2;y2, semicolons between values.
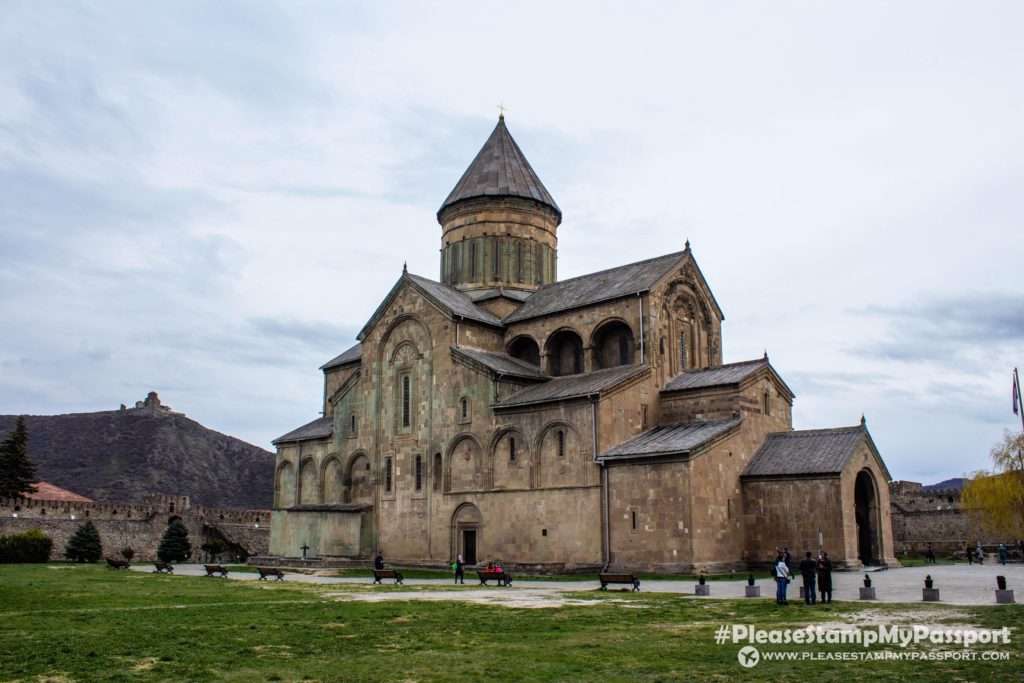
133;562;1022;606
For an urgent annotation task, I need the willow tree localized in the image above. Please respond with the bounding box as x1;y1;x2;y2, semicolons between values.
962;430;1024;538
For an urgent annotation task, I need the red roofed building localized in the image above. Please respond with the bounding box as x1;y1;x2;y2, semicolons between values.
22;482;94;503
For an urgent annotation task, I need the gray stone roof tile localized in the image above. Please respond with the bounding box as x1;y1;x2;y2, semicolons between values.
273;416;333;445
741;426;867;477
321;342;362;371
503;251;687;323
664;358;767;392
407;274;503;327
598;418;742;462
495;364;649;408
452;347;548;380
439;117;560;219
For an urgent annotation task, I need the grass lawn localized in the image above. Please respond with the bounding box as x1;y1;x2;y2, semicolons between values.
0;564;1020;682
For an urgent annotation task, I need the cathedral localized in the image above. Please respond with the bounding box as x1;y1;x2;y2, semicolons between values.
268;115;898;572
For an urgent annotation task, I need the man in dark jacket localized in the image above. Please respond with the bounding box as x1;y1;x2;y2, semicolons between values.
799;551;817;605
817;552;833;603
374;551;384;570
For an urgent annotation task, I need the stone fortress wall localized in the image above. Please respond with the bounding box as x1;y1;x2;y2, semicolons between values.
0;492;269;562
888;480;1015;556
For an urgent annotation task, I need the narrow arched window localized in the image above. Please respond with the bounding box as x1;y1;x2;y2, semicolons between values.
470;241;477;278
557;430;565;458
535;243;543;284
461;397;468;420
415;455;422;491
763;391;770;416
493;238;501;279
385;458;393;492
679;330;687;370
516;243;523;281
509;437;516;463
402;375;411;428
350;413;357;436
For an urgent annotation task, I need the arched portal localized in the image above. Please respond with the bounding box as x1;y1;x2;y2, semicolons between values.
508;335;541;367
451;503;483;565
545;329;583;376
591;320;635;369
855;469;881;565
345;453;373;504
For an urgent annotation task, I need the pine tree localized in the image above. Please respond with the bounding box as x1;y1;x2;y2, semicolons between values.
157;519;192;563
0;417;37;499
65;520;103;563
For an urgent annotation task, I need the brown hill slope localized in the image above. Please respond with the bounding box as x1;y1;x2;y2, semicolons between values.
0;404;275;509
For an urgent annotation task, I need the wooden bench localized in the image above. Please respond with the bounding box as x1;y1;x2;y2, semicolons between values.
153;561;174;574
106;557;129;570
477;570;512;587
599;573;640;591
204;564;229;577
257;567;284;581
372;568;404;585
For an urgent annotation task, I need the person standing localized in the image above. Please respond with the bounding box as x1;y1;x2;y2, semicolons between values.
817;552;833;603
775;554;790;605
454;554;465;584
966;544;973;565
925;545;935;564
976;545;984;564
799;552;817;605
998;544;1008;566
374;550;384;570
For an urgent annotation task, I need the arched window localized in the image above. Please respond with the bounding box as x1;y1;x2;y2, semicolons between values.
516;242;523;281
659;337;665;355
535;243;543;284
493;238;501;279
461;397;468;420
402;375;411;428
415;455;422;491
350;413;357;437
470;242;477;278
679;330;687;370
385;458;393;492
452;242;461;280
509;437;517;463
763;391;770;416
557;430;564;458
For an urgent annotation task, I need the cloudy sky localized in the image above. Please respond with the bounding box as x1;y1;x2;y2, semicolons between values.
1;1;1021;483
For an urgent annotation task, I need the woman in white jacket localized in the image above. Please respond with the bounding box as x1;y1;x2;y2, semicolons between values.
775;554;791;605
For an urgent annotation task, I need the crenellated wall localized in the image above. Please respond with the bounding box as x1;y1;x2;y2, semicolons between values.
0;493;270;562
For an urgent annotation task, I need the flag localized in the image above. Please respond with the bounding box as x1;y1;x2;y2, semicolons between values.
1015;371;1020;416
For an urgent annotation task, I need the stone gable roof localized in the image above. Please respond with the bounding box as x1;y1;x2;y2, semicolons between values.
321;342;362;371
273;416;333;445
494;364;649;409
438;117;560;220
662;357;795;399
741;424;888;478
358;271;503;341
451;347;548;380
597;418;742;462
502;251;689;323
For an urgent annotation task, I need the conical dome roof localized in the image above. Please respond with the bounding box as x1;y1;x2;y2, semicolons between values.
438;117;560;221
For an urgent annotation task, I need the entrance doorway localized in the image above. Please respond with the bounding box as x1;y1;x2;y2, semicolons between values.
855;469;880;565
452;503;482;566
462;530;477;565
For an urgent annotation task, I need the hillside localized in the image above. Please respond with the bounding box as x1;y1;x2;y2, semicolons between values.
0;397;275;509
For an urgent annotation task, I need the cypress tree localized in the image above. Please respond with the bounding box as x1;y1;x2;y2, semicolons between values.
0;417;37;499
65;520;103;562
157;519;192;562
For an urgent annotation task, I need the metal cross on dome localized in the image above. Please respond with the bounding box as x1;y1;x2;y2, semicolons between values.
497;101;507;119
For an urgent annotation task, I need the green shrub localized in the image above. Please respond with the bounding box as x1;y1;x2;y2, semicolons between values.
0;528;53;563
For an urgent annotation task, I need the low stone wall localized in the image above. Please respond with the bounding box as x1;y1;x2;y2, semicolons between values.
0;494;270;562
